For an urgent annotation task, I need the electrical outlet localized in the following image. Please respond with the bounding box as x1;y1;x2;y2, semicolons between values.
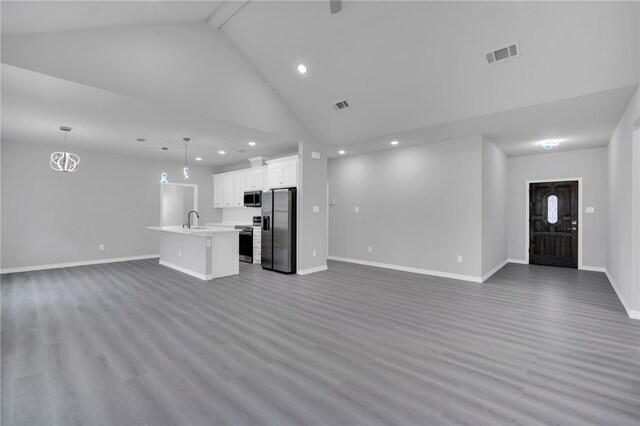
457;255;463;263
313;206;319;213
354;207;360;213
368;246;373;252
98;244;104;251
313;250;317;257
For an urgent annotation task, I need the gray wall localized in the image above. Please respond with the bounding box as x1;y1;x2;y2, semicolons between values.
481;137;508;276
607;88;639;314
507;147;608;267
1;140;218;269
298;139;328;272
328;136;483;278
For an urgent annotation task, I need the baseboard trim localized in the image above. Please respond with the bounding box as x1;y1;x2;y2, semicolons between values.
297;265;328;275
580;265;607;273
605;269;640;320
328;256;482;283
507;258;528;264
0;254;160;274
481;259;509;282
158;260;212;281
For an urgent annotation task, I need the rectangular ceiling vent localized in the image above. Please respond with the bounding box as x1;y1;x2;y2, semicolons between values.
333;100;350;111
486;42;520;64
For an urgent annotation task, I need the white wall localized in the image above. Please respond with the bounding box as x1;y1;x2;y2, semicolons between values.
298;139;328;273
328;136;483;280
0;140;219;270
507;147;608;268
481;137;508;277
607;88;640;317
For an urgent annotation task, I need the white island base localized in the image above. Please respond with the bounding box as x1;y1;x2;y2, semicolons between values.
147;226;239;280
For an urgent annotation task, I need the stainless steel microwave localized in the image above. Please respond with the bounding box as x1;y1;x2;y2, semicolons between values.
243;191;261;207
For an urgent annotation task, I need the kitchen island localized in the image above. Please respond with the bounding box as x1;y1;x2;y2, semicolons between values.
146;226;239;280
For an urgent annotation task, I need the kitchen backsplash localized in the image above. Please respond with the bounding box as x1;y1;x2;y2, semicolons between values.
222;207;261;224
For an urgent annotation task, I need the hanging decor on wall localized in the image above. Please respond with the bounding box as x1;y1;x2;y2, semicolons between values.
50;126;80;172
183;137;190;180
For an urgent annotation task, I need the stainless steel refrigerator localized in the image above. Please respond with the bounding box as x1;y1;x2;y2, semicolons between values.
261;188;296;274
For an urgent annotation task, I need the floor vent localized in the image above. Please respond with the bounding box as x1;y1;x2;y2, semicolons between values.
333;100;350;111
486;42;520;64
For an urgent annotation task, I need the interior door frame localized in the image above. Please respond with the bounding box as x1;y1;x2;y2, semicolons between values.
525;177;583;269
160;182;198;226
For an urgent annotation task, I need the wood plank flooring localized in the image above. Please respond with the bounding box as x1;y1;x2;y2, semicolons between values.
2;259;639;425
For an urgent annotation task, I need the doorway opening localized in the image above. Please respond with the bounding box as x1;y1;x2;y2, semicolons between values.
526;178;582;269
160;183;198;227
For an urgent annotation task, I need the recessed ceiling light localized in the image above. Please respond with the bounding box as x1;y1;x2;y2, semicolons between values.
195;157;203;161
248;141;256;146
218;150;226;155
338;150;345;155
390;140;399;145
297;64;307;74
542;140;559;149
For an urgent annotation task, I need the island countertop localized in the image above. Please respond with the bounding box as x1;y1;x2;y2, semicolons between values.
146;225;240;237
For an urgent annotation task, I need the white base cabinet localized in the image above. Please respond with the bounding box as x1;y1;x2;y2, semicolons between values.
252;226;261;264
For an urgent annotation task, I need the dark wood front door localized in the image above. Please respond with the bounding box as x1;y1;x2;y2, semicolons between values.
529;181;579;268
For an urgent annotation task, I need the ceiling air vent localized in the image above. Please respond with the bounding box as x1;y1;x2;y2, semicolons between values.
486;42;520;64
333;100;350;111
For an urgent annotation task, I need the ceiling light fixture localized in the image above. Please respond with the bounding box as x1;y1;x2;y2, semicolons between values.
183;137;190;179
297;64;307;74
195;157;203;161
136;138;147;142
338;150;346;155
50;126;80;172
248;141;256;146
218;150;226;155
542;140;559;149
390;140;399;146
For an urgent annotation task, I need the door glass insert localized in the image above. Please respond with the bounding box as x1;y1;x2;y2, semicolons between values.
547;195;558;224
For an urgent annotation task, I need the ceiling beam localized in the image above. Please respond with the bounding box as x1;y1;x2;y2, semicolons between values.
207;1;249;29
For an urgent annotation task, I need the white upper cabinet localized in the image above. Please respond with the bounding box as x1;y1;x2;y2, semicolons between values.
213;157;297;208
212;165;268;209
233;173;245;207
266;155;298;189
213;174;224;208
245;169;264;191
223;174;234;207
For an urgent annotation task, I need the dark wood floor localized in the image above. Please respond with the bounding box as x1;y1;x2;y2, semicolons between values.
1;259;638;425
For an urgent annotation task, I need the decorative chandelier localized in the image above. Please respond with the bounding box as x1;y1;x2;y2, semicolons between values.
50;126;80;172
183;137;190;179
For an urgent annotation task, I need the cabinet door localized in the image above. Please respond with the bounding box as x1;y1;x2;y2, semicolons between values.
245;172;256;191
233;173;245;207
223;174;234;207
245;170;263;191
213;175;224;208
283;161;297;186
269;165;284;188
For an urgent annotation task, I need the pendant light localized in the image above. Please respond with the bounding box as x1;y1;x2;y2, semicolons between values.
50;126;80;172
183;137;190;179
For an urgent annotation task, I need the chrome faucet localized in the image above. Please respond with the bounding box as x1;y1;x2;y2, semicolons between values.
186;210;199;229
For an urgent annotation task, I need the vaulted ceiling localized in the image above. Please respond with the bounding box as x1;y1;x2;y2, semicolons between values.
1;1;638;165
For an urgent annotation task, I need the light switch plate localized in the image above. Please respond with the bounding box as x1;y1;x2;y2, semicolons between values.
313;206;319;213
206;239;212;247
311;151;321;159
586;207;595;214
354;207;360;213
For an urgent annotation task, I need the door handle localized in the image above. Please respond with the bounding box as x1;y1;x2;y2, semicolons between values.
569;227;577;231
